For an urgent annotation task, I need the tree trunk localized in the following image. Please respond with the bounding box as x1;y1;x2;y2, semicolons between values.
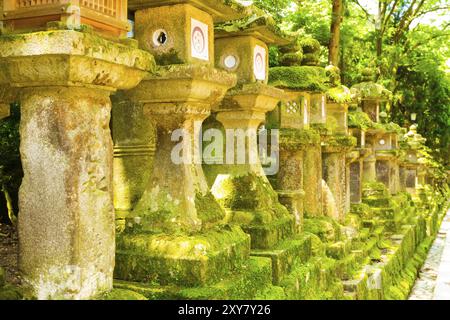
329;0;343;66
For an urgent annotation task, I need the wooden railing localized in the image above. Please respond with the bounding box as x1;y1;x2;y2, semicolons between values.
10;0;123;19
1;0;129;37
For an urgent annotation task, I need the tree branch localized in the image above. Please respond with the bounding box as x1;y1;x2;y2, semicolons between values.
381;0;400;36
351;0;376;23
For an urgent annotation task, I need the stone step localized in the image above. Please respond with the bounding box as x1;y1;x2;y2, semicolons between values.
242;215;295;250
113;256;275;300
115;225;251;287
251;234;312;285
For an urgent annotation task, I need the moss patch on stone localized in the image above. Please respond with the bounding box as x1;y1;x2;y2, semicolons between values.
269;66;328;92
326;85;352;104
351;81;392;100
279;128;321;150
195;191;226;225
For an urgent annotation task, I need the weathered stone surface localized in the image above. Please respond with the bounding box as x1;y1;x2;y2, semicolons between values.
204;83;293;249
215;36;270;85
123;64;236;233
128;0;251;23
111;94;156;230
0;30;154;89
135;4;214;66
18;87;114;299
303;144;323;217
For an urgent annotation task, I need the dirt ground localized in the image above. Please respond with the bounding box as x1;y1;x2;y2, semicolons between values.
0;223;21;285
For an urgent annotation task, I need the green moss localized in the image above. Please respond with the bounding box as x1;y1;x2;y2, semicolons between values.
351;81;392;100
115;225;250;286
350;203;373;218
326;134;357;148
302;53;320;66
326;85;352;104
303;217;342;243
214;13;288;44
154;48;184;65
279;52;303;66
0;285;23;300
99;289;148;300
269;66;328;91
382;122;403;135
300;38;321;54
348;110;382;130
0;267;5;287
279;128;321;149
195;192;226;225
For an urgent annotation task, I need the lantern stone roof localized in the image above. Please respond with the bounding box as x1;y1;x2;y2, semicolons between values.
350;81;392;101
214;10;291;45
348;110;383;131
128;0;252;23
326;85;352;104
269;66;328;92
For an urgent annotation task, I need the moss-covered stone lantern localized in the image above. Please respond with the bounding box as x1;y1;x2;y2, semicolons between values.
113;0;253;291
320;66;356;221
269;38;327;219
399;124;426;195
1;0;130;38
203;11;294;250
373;114;403;195
350;67;391;123
347;107;376;204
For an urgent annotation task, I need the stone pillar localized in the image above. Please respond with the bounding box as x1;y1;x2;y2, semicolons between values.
18;87;115;299
363;154;377;183
275;139;306;232
111;94;156;231
303;144;323;217
322;151;346;221
0;30;153;299
349;160;362;203
399;165;407;192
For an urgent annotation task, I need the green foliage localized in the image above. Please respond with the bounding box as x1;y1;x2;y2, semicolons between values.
0;103;22;224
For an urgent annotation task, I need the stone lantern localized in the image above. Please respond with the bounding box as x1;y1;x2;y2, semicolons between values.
269;38;327;219
399;124;426;195
350;68;391;123
351;72;392;188
0;6;154;299
321;65;356;221
347;107;376;204
203;13;294;250
373;113;402;194
113;0;253;290
0;0;130;38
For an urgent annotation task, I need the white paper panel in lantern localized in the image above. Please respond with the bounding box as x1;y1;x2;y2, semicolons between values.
253;45;266;80
191;18;209;61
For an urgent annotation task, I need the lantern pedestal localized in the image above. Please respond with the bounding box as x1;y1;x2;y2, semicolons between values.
114;65;254;286
205;83;294;250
